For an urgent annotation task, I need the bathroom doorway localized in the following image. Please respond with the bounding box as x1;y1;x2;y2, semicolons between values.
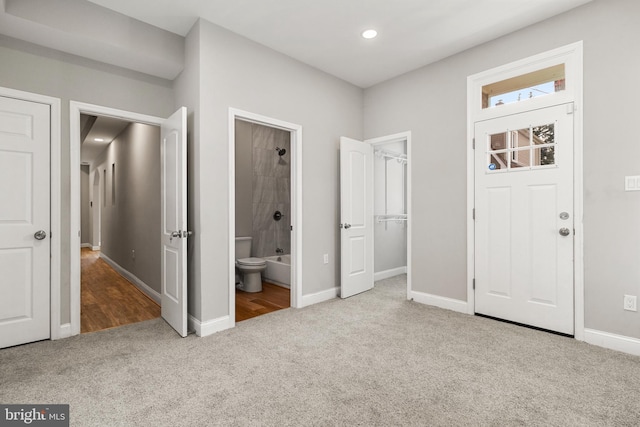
229;109;302;324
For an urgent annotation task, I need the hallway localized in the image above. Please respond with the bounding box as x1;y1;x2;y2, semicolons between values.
81;248;160;333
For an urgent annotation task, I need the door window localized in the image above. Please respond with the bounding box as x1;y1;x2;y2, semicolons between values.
486;122;555;172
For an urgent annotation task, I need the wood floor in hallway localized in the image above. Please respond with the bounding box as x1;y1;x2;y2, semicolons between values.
236;282;290;322
81;248;160;333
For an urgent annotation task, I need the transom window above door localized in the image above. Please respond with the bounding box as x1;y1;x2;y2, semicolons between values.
482;64;565;109
485;122;556;172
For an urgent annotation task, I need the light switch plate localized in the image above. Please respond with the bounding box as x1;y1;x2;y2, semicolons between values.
625;176;640;191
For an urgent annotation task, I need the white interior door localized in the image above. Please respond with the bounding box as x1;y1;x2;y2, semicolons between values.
474;103;574;334
161;106;188;337
0;96;51;348
340;137;374;298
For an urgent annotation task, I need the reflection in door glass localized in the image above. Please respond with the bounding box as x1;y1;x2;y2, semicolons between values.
533;147;555;166
489;152;506;170
533;123;555;144
489;133;507;150
533;123;555;166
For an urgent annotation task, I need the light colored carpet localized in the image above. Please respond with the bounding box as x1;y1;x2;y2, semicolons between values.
1;275;640;426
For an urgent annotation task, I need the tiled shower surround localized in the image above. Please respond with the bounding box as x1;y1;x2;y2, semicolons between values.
237;121;291;258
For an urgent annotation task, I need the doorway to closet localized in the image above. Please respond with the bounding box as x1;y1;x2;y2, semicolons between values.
339;132;412;299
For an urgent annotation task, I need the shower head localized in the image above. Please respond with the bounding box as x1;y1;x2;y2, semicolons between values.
275;147;286;156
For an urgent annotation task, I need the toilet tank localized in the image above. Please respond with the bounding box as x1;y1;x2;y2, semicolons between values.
235;237;252;259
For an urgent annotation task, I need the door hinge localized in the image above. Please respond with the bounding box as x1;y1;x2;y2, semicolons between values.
472;208;475;220
290;225;293;231
472;138;475;149
473;278;476;290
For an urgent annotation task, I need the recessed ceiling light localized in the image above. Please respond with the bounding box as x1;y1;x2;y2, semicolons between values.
94;138;104;142
362;29;378;39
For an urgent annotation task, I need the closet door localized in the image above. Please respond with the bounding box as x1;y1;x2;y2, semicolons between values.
339;137;374;298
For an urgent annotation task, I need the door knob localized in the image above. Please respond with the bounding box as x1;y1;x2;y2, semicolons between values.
34;230;47;240
171;231;181;238
559;227;571;237
344;224;352;229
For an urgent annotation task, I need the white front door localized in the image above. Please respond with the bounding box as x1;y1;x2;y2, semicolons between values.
474;103;574;335
340;137;374;298
0;96;51;348
161;107;188;337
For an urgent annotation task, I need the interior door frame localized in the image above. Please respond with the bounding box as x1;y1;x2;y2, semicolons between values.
69;101;165;336
0;86;61;340
228;108;303;326
366;131;412;300
466;42;584;339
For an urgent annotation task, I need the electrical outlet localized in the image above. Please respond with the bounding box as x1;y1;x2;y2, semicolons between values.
623;295;637;312
323;254;329;264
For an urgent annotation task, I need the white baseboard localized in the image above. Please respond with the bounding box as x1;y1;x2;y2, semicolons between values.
188;315;233;337
301;286;339;308
52;323;72;340
91;246;100;251
81;243;92;248
584;328;640;356
374;266;407;281
100;253;161;304
410;290;468;314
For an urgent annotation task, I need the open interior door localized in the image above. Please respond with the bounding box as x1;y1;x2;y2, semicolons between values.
161;106;188;337
340;137;374;298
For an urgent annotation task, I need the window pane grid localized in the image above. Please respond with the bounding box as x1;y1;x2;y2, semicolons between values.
486;122;556;172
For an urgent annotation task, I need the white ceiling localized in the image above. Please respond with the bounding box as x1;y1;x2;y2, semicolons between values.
86;0;593;87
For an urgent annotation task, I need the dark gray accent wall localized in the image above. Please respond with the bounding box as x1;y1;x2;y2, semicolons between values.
92;123;161;294
234;119;253;238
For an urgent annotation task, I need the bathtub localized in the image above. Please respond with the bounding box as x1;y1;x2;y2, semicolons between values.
263;254;291;288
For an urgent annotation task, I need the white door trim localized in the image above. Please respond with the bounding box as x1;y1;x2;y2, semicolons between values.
228;108;303;327
0;86;62;340
366;131;412;300
69;101;164;336
466;41;584;339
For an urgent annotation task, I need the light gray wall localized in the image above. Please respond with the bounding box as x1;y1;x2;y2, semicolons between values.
179;19;363;321
364;0;640;339
374;141;407;273
173;21;201;320
92;123;161;293
80;164;90;244
0;35;174;324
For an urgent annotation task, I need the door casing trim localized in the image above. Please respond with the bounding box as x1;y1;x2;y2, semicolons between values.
466;41;584;339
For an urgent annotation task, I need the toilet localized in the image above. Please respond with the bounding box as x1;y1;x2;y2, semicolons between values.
235;237;266;293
